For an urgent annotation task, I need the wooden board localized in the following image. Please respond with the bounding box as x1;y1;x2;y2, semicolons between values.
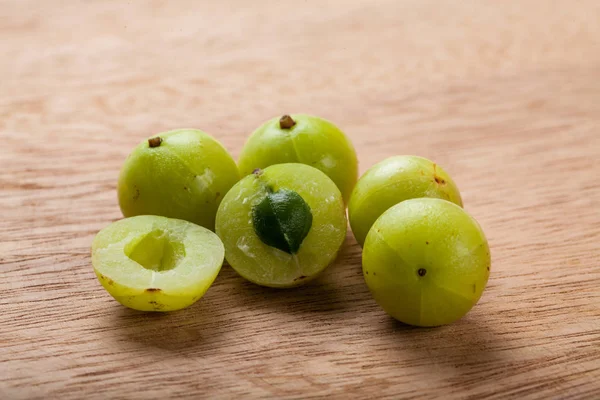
1;1;599;398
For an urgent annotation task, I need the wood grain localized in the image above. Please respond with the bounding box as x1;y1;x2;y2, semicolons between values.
1;1;599;398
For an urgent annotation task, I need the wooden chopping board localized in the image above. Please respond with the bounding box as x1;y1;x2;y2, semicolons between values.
1;1;599;398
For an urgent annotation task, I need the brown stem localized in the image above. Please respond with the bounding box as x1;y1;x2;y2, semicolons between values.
148;137;162;148
279;115;296;129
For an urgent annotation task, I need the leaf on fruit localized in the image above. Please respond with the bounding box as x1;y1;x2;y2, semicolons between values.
252;189;312;254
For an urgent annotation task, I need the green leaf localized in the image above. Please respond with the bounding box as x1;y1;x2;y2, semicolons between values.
252;189;313;254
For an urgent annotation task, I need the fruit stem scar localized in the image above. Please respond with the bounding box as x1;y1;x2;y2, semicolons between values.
146;288;161;292
148;137;162;148
279;115;296;129
252;169;274;193
417;268;427;277
252;173;277;207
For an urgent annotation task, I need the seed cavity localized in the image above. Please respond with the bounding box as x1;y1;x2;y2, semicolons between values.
125;229;186;272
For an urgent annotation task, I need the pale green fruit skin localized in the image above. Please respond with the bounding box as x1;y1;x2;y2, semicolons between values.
118;129;240;231
216;163;347;288
92;215;224;312
349;156;463;246
363;198;490;327
237;114;358;203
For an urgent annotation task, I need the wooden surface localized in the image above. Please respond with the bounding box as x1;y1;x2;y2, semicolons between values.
2;1;599;398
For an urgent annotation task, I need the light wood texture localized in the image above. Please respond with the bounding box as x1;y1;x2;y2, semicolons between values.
2;1;599;398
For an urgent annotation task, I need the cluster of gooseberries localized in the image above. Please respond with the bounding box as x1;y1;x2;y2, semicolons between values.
92;114;490;326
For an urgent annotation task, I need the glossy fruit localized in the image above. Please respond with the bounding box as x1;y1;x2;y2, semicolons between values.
118;129;239;231
237;114;358;203
215;163;347;288
363;198;490;327
92;215;224;312
349;156;463;246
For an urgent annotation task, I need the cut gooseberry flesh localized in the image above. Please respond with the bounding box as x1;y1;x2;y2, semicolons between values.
92;215;224;311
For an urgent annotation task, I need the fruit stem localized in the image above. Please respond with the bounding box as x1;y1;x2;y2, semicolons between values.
279;115;296;129
148;137;162;148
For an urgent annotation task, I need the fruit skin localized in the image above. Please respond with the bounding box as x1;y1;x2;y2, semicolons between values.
216;163;347;288
92;215;224;312
349;155;463;246
362;198;490;327
118;129;240;231
237;114;358;203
